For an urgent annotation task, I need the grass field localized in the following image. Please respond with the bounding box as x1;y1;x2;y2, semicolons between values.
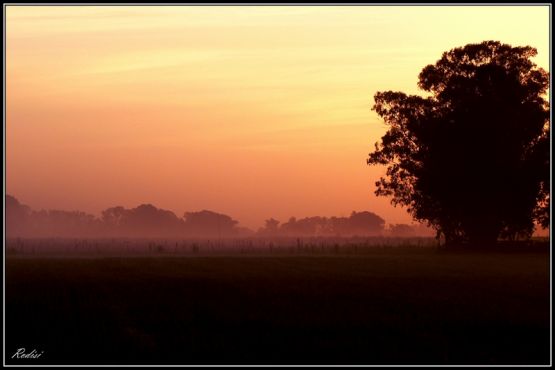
5;248;550;365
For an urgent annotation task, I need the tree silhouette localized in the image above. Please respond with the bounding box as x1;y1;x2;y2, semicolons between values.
367;41;549;246
183;210;239;237
257;212;385;237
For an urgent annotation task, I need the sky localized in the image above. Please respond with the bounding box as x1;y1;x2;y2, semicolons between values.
5;5;550;230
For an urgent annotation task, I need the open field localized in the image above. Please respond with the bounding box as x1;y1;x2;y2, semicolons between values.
5;247;550;365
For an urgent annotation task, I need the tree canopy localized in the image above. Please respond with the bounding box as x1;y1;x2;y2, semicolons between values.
367;41;550;245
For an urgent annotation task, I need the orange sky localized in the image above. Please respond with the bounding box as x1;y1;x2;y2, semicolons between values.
5;5;550;229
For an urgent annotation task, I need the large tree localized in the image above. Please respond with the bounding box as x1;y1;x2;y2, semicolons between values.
367;41;550;246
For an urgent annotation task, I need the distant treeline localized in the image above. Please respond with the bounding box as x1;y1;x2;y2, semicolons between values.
6;195;433;238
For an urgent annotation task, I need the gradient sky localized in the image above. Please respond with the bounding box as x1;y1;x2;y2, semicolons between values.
5;5;550;229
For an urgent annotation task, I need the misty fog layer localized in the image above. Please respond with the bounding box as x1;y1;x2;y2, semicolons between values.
6;195;433;239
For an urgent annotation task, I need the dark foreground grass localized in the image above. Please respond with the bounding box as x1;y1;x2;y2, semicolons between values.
5;249;550;365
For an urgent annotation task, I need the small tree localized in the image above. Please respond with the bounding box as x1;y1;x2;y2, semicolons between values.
367;41;549;246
